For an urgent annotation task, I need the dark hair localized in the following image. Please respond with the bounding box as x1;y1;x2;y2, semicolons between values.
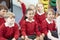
25;8;33;14
24;8;33;19
0;4;8;11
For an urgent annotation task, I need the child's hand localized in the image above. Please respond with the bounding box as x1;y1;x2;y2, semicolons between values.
21;36;25;39
34;37;40;40
25;36;29;40
12;38;16;40
42;33;45;37
40;35;44;40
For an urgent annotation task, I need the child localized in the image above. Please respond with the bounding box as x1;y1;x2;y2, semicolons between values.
56;11;60;40
0;4;8;25
34;3;46;40
18;0;36;15
20;9;42;40
0;12;19;40
41;8;57;40
18;0;36;26
34;3;46;30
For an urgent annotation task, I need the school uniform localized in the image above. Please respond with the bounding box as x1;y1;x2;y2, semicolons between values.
0;23;19;40
20;3;26;15
19;3;26;36
19;2;26;27
41;18;56;35
34;11;46;27
41;18;56;40
21;19;40;40
34;12;46;33
0;18;5;26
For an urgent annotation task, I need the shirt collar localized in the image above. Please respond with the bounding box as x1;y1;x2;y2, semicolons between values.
46;18;53;24
26;19;35;22
5;22;14;28
37;11;44;15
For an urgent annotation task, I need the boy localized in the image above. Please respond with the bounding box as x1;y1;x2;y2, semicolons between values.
0;12;19;40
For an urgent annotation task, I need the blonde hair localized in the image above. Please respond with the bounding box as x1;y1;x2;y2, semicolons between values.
46;8;55;15
28;4;35;9
4;12;15;18
36;3;44;11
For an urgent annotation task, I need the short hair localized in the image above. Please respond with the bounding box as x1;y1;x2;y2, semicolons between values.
24;8;34;19
0;4;8;11
26;8;34;14
4;12;15;18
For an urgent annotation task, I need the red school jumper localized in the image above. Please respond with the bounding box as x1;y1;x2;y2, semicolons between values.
41;18;56;35
19;2;26;26
0;18;5;25
0;23;19;40
21;19;40;36
34;12;46;27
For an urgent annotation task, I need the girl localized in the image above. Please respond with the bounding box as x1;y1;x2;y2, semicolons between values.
41;8;58;40
0;4;8;26
34;3;46;27
0;12;19;40
34;4;46;37
20;9;42;40
18;0;36;26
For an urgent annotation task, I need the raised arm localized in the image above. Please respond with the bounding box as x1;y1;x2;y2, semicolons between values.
18;0;26;15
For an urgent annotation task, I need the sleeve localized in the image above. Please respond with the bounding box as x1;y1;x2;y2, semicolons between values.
0;24;7;40
35;22;41;36
53;21;57;31
14;23;20;39
21;3;26;15
21;21;26;36
34;14;41;27
41;21;48;35
19;16;24;27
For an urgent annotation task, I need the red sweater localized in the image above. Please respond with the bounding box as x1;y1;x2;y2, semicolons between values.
21;20;40;36
34;13;46;27
41;19;56;35
0;18;5;26
19;3;26;26
21;3;26;16
19;16;25;26
0;23;19;40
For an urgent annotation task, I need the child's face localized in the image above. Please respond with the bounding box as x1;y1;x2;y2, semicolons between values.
47;11;54;20
6;16;15;24
37;4;44;12
0;9;7;17
26;10;34;20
